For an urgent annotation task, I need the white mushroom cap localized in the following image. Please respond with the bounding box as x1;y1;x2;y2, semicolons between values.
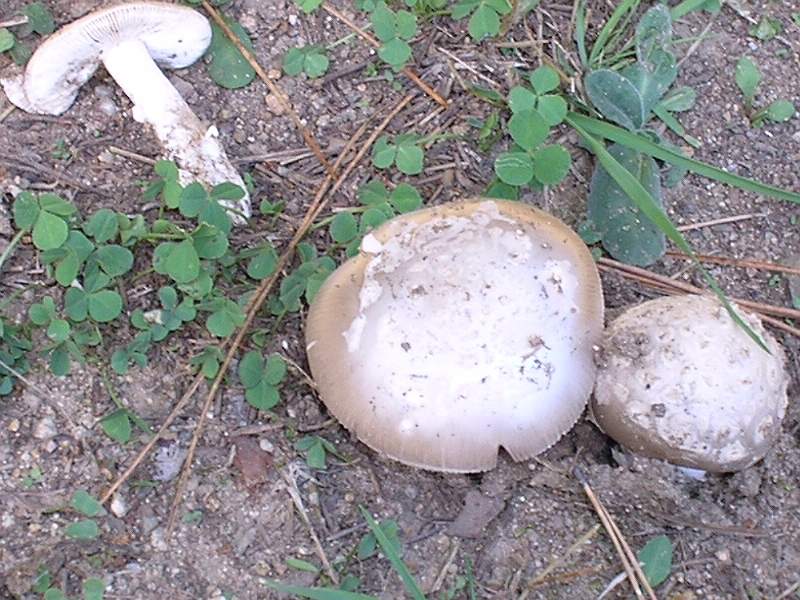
592;295;789;473
1;2;250;222
305;200;604;472
1;2;212;115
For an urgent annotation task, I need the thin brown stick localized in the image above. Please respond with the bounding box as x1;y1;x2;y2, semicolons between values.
665;251;800;277
165;94;414;538
0;105;16;123
598;257;800;322
200;1;334;177
321;3;449;108
601;504;657;600
430;539;461;594
676;213;765;231
0;16;28;27
108;146;157;166
574;468;644;599
281;466;339;585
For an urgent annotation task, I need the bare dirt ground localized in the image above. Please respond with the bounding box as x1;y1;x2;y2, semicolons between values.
1;0;799;599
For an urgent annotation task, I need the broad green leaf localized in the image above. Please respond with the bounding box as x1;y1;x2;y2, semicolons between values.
65;519;100;540
358;180;389;205
164;240;200;284
507;86;537;113
330;212;359;243
38;194;76;216
12;192;39;230
44;589;67;600
396;10;417;39
33;211;68;250
22;3;55;35
659;86;696;112
0;28;14;53
532;145;571;186
295;0;324;13
71;490;106;517
206;20;255;89
585;69;645;130
735;57;760;102
282;47;305;76
88;290;122;322
390;183;422;213
508;109;549;151
765;100;795;122
635;5;672;67
306;439;327;469
304;50;329;78
621;51;678;117
192;225;228;259
82;578;105;600
245;380;280;410
529;66;560;94
468;3;500;41
49;345;71;376
247;245;278;279
64;288;89;322
238;350;264;388
101;409;131;444
372;137;397;169
84;208;118;243
263;354;287;385
372;2;397;41
47;319;70;343
451;0;481;19
378;38;412;68
395;143;424;175
93;245;134;277
494;152;534;186
155;159;179;179
588;143;665;266
638;535;673;587
536;95;568;126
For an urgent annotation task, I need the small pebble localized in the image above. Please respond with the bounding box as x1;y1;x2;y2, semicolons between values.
110;494;129;518
33;417;57;440
715;548;731;562
7;418;20;433
258;439;274;453
264;94;285;116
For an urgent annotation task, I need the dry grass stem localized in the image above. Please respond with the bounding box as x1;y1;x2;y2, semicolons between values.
665;251;800;276
108;146;157;165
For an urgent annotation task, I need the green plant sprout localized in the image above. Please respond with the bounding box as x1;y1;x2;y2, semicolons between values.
735;56;796;127
283;45;330;79
371;1;418;70
451;0;512;42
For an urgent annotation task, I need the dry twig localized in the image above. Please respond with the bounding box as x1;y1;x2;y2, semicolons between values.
281;465;339;585
665;251;800;277
108;146;157;166
200;1;334;176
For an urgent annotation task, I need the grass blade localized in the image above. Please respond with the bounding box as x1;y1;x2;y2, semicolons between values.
588;0;640;65
568;113;800;204
359;506;427;600
574;0;588;66
263;581;378;600
670;0;710;20
652;105;701;148
566;115;768;351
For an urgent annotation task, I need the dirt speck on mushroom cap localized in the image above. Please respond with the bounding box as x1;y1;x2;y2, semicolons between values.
592;294;789;473
306;200;604;472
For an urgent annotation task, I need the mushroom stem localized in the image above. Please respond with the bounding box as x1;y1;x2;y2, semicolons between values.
101;39;249;222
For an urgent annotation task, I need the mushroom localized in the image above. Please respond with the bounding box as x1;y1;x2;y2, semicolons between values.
305;200;604;472
592;294;789;473
0;2;250;221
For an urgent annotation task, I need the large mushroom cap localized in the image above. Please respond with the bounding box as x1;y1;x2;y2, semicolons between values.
592;294;789;473
305;200;604;472
2;2;212;115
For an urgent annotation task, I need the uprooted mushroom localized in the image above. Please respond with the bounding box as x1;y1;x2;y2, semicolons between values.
305;200;605;472
0;1;250;221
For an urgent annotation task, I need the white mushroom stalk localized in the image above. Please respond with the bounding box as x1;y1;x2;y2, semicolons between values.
0;2;250;223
